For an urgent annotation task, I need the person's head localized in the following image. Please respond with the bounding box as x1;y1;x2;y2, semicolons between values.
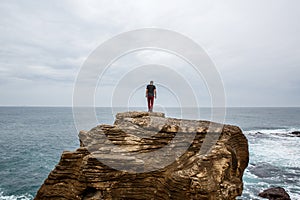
150;80;153;85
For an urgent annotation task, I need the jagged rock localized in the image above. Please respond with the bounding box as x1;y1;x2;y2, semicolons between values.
35;111;249;200
259;187;291;200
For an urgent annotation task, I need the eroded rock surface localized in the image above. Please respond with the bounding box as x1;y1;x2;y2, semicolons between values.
35;111;249;200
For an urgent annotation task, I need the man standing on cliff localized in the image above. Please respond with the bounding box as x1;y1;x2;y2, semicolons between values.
145;81;156;112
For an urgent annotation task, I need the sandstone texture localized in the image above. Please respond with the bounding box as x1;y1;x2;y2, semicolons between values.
35;111;249;200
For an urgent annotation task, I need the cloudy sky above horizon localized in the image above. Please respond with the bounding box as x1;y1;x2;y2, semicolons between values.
0;0;300;107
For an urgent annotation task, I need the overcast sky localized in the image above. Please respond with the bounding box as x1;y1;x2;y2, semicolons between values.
0;0;299;107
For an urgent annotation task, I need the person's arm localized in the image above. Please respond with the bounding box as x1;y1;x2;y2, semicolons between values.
145;89;148;97
154;89;157;98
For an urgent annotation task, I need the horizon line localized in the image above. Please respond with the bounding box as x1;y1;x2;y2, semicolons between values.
0;105;300;108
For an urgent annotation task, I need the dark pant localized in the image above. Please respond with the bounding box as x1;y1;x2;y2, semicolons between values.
147;96;154;111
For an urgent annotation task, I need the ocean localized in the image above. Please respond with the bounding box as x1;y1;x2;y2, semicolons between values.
0;107;299;200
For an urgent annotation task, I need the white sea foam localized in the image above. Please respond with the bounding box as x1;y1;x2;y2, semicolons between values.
238;127;300;199
0;190;33;200
244;127;300;135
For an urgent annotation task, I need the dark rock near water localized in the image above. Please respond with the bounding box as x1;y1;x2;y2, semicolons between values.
259;187;291;200
248;162;282;178
291;131;300;137
35;111;249;200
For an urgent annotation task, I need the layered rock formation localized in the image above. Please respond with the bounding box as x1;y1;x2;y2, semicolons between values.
35;111;249;200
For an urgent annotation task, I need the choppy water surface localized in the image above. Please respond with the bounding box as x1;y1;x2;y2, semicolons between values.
0;107;299;199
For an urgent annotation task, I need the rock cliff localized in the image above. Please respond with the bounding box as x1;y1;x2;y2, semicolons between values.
35;111;249;200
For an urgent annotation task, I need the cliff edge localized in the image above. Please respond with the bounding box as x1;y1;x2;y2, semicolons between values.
35;111;249;200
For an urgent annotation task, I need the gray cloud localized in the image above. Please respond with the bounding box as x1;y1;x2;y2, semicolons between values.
0;0;299;106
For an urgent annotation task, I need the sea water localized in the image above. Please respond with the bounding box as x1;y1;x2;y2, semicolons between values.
0;107;299;200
